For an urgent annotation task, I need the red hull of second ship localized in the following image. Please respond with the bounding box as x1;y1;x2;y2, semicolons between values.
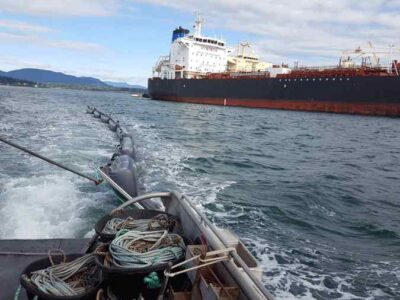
158;96;400;117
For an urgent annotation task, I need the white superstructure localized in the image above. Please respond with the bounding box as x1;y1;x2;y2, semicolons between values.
152;16;277;79
153;16;228;79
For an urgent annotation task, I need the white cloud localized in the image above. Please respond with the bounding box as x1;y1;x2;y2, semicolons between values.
0;0;120;17
0;17;104;53
0;56;52;70
138;0;400;64
0;19;53;33
0;32;103;52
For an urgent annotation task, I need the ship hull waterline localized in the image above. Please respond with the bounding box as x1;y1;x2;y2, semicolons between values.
148;76;400;117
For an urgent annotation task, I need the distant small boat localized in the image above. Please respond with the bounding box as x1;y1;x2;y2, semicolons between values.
131;93;141;97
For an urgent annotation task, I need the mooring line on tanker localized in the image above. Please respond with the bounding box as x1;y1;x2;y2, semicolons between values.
0;135;102;185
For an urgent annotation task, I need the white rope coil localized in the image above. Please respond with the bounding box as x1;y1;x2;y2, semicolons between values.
25;254;99;296
109;230;185;268
102;214;173;235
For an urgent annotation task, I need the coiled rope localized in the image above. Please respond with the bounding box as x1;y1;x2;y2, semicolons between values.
102;214;174;235
96;286;119;300
22;253;99;296
108;230;185;268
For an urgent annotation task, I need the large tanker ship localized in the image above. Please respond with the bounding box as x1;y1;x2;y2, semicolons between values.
148;16;400;116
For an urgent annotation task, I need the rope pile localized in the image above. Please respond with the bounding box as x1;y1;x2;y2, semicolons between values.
108;230;185;268
22;254;99;296
102;214;175;235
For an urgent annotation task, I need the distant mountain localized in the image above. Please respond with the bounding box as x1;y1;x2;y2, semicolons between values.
1;68;108;87
105;81;146;89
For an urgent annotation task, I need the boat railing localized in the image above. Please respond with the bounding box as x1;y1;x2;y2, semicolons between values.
110;191;171;214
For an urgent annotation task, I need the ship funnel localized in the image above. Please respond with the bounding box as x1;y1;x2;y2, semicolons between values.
172;26;189;42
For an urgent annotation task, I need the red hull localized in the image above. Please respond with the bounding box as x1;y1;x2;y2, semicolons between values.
158;96;400;116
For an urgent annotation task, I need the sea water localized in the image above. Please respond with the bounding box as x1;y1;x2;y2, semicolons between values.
0;86;399;299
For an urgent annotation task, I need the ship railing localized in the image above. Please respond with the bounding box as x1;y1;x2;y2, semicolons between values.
294;65;370;70
154;55;170;69
293;64;391;72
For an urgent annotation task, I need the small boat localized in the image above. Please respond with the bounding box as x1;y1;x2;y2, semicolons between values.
1;108;273;300
99;170;273;300
5;188;272;299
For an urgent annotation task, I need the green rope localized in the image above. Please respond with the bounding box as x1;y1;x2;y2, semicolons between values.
14;285;21;300
92;168;104;185
144;272;162;289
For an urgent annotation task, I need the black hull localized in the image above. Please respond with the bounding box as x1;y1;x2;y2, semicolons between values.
148;76;400;116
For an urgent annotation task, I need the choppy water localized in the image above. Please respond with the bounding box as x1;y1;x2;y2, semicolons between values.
0;85;399;299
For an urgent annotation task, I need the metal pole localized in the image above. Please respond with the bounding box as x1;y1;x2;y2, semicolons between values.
0;135;102;185
97;168;144;210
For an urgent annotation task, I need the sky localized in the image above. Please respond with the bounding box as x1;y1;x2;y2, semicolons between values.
0;0;399;86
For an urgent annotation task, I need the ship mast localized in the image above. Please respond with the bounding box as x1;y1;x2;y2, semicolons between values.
193;13;204;37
